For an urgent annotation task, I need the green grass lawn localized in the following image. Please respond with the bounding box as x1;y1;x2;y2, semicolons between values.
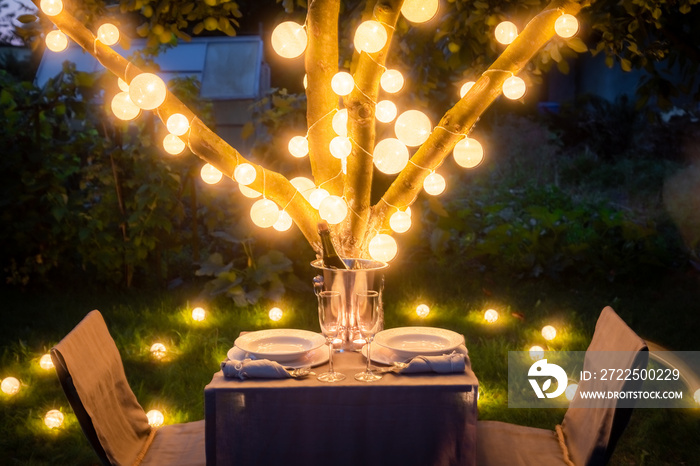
1;263;699;465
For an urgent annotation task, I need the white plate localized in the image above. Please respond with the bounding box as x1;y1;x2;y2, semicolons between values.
227;344;330;368
374;327;464;359
233;329;325;363
362;342;468;365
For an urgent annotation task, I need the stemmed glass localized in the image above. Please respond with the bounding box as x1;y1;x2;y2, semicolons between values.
354;290;383;382
317;290;346;382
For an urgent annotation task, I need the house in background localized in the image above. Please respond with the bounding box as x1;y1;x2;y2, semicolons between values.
34;36;270;152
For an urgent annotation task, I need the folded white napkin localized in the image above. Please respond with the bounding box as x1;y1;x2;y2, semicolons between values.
221;358;291;380
398;351;466;374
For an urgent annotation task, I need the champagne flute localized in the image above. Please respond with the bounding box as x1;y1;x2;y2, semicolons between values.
354;290;383;382
317;290;346;382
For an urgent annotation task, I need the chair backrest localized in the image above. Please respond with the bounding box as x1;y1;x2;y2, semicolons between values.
51;310;152;466
561;306;648;466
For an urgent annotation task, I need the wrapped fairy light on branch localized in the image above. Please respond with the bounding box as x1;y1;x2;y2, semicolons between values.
271;21;307;58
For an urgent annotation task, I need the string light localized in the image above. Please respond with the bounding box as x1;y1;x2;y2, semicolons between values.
329;136;352;159
541;325;557;341
1;377;20;395
529;345;545;361
495;21;518;45
239;183;261;199
233;163;256;185
555;14;579;38
319;195;348;224
150;343;167;359
373;138;409;174
288;135;309;158
250;199;280;228
303;74;308;89
354;20;387;54
502;75;526;100
273;210;293;231
163;134;185;155
380;69;404;93
166;113;189;136
453;137;484;168
117;78;129;92
331;72;354;96
146;409;164;427
369;234;398;262
269;307;283;321
401;0;439;23
40;354;55;370
460;81;475;98
129;73;167;110
290;176;316;200
416;304;430;318
484;309;499;323
40;0;63;16
45;30;68;52
110;92;140;121
376;100;397;123
332;109;348;137
191;307;206;321
271;21;307;58
44;410;64;429
389;209;411;233
96;23;120;46
395;110;431;147
200;164;223;185
423;172;446;195
309;188;330;210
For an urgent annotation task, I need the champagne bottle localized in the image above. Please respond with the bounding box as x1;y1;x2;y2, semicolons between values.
318;221;348;269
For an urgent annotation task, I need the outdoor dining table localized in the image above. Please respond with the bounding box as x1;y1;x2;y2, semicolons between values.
204;348;479;466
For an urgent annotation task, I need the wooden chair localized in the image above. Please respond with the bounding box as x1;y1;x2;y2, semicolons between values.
51;310;206;466
476;306;649;466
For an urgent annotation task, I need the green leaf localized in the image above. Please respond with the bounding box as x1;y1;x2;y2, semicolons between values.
16;14;37;24
621;58;632;72
566;37;588;54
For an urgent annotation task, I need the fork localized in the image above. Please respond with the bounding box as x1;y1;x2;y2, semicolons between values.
372;362;409;374
285;367;316;378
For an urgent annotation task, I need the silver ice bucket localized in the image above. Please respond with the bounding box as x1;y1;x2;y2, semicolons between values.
311;258;388;351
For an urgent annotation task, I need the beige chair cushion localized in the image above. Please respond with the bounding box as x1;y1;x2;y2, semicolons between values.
476;420;569;466
140;420;206;466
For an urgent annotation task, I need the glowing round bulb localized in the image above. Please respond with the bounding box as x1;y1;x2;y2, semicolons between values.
565;383;578;401
389;210;411;233
484;309;499;323
416;304;430;318
303;74;308;89
376;100;397;123
166;113;189;136
309;188;330;210
271;21;307;58
541;325;557;341
146;409;164;427
503;76;526;100
250;199;280;228
331;72;354;96
40;354;54;370
373;138;409;175
238;183;261;199
453;137;484;168
380;69;404;93
405;206;412;217
191;307;206;322
163;134;185;155
330;136;352;159
395;110;431;147
694;388;700;405
269;307;283;322
369;234;398;262
150;343;167;359
129;73;167;110
423;172;446;195
529;345;545;361
273;210;293;232
319;195;348;225
332;109;348;137
45;30;68;52
288;135;309;158
234;163;256;186
44;410;64;429
555;14;579;38
201;164;223;185
111;92;140;121
401;0;439;23
1;377;20;395
97;23;120;46
40;0;63;16
460;81;475;98
117;78;129;92
354;20;387;54
290;177;316;200
495;21;518;45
